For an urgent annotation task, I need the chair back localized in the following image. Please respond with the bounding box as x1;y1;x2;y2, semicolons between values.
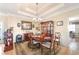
16;34;22;42
55;32;61;41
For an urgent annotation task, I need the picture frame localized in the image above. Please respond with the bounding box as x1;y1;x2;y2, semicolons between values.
57;21;63;26
21;21;32;30
17;23;21;27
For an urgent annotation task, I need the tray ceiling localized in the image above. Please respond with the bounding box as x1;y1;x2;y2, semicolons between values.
0;3;79;19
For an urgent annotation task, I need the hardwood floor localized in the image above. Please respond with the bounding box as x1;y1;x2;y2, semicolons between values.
3;39;79;55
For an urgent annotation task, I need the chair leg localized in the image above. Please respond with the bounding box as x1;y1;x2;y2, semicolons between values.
41;45;43;55
49;48;51;54
53;49;56;55
53;42;56;55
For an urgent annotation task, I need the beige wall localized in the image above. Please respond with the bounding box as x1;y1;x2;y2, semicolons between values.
47;16;70;47
2;16;41;42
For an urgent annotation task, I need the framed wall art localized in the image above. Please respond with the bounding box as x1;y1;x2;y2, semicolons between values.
17;23;21;27
21;21;32;30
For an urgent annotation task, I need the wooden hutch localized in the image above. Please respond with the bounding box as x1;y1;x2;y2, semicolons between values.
41;21;54;35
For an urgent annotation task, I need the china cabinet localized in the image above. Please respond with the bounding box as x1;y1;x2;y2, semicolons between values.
41;21;54;35
4;29;13;52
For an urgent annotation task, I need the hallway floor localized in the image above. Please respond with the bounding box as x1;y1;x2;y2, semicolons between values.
68;37;79;55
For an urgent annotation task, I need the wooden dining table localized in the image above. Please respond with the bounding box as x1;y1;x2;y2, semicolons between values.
32;35;41;41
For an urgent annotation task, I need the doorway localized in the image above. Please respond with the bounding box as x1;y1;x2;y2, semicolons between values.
0;22;4;43
68;17;79;54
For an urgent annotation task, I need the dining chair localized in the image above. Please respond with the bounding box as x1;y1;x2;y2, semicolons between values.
40;33;61;55
28;33;40;49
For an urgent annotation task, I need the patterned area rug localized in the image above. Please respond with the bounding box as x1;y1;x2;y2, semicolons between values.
15;42;41;55
15;41;61;55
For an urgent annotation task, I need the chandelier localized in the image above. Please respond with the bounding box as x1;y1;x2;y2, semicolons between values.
33;3;42;21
